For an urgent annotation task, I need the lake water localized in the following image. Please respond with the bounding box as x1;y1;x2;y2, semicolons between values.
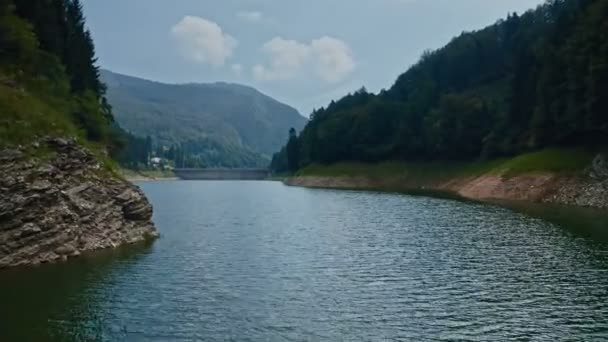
1;181;608;341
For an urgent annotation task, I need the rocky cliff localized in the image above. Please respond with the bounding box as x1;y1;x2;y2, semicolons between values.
0;138;158;269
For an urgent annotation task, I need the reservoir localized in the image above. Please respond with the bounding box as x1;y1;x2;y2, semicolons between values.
0;181;607;340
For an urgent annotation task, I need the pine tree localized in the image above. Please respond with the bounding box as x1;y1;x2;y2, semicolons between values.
286;128;300;172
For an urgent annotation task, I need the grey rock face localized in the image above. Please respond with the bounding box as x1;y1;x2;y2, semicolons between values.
0;138;158;269
543;153;608;209
589;154;608;180
547;177;608;209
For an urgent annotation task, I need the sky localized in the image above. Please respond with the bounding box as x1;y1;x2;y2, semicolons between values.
82;0;545;115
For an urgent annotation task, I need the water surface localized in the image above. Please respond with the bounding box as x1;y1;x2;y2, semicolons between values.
1;181;607;341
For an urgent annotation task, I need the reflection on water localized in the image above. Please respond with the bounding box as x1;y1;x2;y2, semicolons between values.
0;181;606;341
496;200;608;242
0;242;153;341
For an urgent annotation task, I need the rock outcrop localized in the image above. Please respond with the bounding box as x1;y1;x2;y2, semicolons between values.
547;154;608;208
0;138;158;269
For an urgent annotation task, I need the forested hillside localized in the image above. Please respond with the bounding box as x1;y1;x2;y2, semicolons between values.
1;0;109;145
0;0;159;271
0;0;146;168
102;70;307;168
272;0;608;172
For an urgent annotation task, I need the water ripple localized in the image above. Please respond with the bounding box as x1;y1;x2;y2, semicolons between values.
1;181;607;341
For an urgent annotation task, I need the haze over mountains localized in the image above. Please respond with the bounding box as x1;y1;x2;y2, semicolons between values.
101;70;307;167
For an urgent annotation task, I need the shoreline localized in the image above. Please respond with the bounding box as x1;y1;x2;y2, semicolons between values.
0;139;159;269
284;171;608;210
125;175;179;183
119;169;178;183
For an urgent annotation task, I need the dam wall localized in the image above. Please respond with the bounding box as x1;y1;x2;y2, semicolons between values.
174;168;270;180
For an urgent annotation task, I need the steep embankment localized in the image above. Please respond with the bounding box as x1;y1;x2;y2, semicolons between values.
0;138;158;268
286;151;608;209
0;2;159;269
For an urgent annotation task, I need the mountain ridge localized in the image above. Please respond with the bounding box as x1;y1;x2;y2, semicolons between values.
101;70;307;167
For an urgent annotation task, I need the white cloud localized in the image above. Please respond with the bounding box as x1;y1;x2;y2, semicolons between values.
171;16;237;67
232;63;243;76
237;11;263;23
253;36;355;83
253;37;311;81
311;37;356;83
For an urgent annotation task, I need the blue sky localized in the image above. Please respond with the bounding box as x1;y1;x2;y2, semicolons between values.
82;0;545;115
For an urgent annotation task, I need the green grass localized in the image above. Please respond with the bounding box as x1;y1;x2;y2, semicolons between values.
297;148;595;180
496;148;595;176
298;161;410;177
140;170;175;178
0;80;129;181
0;83;78;148
298;160;498;184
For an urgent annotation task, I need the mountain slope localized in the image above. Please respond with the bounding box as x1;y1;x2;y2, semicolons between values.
0;1;158;269
101;70;307;167
272;0;608;173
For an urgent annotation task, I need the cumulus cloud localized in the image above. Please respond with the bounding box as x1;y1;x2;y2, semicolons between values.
171;16;237;67
237;11;263;23
253;38;311;81
232;63;243;76
311;37;356;83
253;36;355;83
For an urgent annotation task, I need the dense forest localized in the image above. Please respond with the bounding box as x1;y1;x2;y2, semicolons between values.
101;70;307;168
114;136;266;170
0;0;151;168
272;0;608;173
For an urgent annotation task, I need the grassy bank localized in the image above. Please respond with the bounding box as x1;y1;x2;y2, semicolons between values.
0;81;123;177
287;147;608;210
0;83;76;147
297;148;595;180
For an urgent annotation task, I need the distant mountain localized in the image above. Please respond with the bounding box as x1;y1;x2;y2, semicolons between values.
101;70;307;167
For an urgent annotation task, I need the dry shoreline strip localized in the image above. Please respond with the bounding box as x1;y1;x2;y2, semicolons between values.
124;175;179;183
120;170;178;183
285;166;608;210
